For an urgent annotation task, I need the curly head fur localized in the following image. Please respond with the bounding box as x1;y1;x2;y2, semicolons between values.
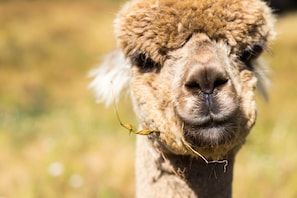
115;0;275;65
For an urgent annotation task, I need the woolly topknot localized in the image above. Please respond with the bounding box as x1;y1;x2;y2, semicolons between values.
115;0;275;65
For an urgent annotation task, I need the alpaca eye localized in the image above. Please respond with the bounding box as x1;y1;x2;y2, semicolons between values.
130;53;160;73
240;45;263;69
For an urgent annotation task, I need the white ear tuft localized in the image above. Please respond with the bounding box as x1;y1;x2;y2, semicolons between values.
89;49;131;106
254;58;271;101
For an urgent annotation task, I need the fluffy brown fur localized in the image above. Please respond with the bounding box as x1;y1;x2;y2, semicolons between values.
115;0;274;65
91;0;275;197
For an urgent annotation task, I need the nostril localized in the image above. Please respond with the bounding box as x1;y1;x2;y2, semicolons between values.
213;78;228;88
185;81;200;90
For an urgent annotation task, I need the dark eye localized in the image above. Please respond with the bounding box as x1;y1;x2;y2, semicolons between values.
239;45;263;69
130;53;160;73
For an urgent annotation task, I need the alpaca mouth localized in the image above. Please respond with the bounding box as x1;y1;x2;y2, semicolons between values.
175;100;241;147
182;116;239;147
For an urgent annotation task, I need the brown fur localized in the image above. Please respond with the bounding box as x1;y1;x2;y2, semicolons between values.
115;0;274;65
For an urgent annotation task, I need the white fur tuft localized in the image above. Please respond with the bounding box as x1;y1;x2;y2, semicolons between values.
89;49;132;106
254;58;271;100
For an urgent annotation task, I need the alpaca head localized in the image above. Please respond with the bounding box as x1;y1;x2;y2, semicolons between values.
91;0;275;160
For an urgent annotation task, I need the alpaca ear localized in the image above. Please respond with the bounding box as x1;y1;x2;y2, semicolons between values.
89;49;131;106
254;58;271;101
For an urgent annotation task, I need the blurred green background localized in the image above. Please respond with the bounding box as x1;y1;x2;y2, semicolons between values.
0;0;296;197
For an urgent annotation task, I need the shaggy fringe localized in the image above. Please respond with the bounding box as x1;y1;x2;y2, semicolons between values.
89;49;132;106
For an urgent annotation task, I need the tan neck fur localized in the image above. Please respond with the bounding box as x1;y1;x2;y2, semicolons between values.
135;136;235;198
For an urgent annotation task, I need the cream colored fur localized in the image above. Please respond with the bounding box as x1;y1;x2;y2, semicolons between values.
89;50;131;106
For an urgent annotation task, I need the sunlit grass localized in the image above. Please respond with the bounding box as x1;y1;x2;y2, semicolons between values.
0;1;135;198
0;0;296;197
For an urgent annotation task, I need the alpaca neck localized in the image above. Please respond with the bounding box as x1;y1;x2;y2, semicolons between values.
135;136;235;198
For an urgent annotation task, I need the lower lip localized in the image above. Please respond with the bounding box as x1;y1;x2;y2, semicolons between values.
183;121;238;146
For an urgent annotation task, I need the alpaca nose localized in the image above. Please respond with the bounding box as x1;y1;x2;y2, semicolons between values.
184;63;228;95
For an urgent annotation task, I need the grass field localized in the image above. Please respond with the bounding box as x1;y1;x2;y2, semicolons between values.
0;0;296;197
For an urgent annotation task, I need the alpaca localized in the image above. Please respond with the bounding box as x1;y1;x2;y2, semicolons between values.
90;0;275;197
